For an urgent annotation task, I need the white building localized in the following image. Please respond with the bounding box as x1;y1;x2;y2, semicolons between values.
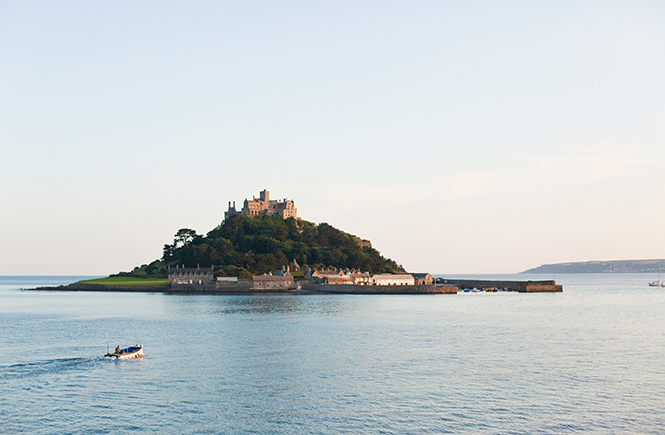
371;273;415;286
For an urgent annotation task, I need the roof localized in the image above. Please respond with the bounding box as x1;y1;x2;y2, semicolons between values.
312;270;343;277
253;274;294;282
411;273;432;279
168;267;213;275
349;272;370;277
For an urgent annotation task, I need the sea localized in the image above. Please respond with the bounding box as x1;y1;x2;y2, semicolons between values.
1;274;664;434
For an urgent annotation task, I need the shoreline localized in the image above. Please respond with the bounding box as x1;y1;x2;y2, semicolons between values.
26;283;457;295
26;278;563;294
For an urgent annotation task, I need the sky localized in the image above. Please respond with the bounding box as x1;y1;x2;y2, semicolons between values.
1;1;664;275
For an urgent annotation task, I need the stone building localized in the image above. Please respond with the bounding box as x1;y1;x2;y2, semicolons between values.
412;273;433;285
324;274;354;285
168;265;214;286
253;271;296;290
304;268;371;285
347;270;371;285
273;265;293;277
225;189;297;220
305;269;344;283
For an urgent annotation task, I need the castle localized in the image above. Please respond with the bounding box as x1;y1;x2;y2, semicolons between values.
225;189;297;220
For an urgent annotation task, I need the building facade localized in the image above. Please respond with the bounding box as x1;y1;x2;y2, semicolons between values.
305;269;345;283
253;271;296;290
225;189;297;220
304;268;372;285
371;273;415;286
168;266;214;286
348;270;371;285
412;273;433;285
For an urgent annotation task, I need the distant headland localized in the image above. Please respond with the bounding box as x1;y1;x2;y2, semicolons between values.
522;259;665;274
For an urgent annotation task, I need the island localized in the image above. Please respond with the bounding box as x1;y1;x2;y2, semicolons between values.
32;189;562;294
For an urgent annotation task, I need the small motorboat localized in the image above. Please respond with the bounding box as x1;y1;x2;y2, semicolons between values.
105;344;144;360
648;273;665;287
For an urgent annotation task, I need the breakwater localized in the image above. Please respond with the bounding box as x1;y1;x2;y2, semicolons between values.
301;284;457;295
437;279;562;293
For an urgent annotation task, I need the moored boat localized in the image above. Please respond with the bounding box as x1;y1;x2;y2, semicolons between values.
648;273;665;287
105;344;144;359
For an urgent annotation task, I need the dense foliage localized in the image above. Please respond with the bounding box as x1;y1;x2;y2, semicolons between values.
118;216;404;278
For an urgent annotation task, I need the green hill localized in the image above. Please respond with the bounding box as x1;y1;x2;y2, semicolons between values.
115;215;404;279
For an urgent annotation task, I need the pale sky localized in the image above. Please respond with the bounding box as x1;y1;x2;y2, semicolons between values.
1;1;664;275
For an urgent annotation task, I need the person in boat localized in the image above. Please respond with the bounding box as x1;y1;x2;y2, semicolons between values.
115;346;120;355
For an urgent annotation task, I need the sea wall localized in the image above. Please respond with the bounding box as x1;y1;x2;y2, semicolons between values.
438;279;562;293
166;288;302;295
215;279;254;290
523;283;563;293
302;284;457;294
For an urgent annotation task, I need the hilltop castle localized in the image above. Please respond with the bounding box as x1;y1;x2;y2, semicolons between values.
225;189;298;220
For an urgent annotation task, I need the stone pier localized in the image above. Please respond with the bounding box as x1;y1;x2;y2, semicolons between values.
301;284;457;294
436;279;562;293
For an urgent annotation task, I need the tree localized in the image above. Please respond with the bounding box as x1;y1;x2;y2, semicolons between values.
125;215;405;278
173;228;197;248
162;243;174;260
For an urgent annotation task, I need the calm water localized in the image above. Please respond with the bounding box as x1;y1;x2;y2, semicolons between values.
1;274;664;434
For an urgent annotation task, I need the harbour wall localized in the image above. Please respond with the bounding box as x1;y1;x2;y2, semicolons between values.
302;284;457;295
438;279;562;293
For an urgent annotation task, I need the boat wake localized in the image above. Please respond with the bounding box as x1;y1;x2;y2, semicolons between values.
0;357;104;381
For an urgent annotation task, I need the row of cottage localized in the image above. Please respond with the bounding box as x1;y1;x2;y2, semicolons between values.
167;265;433;290
305;268;433;286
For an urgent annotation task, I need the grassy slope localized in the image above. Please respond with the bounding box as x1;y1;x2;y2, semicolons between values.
77;276;168;286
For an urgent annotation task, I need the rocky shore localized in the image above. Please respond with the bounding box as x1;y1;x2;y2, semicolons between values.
30;283;171;293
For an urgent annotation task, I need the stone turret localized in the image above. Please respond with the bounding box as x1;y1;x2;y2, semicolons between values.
225;189;298;219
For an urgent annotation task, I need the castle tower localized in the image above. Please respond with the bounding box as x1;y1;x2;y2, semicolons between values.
260;189;269;202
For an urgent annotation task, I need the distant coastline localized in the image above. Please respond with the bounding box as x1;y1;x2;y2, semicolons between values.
522;259;665;274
